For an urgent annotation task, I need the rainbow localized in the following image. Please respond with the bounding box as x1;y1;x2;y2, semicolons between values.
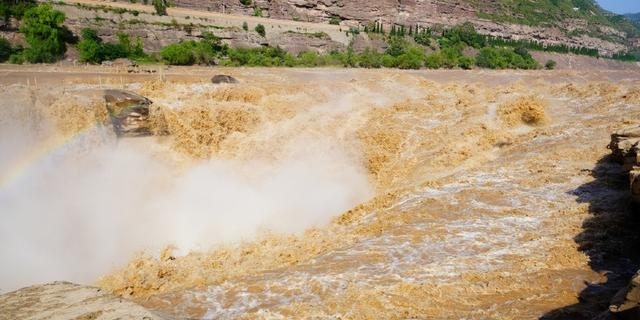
0;124;104;189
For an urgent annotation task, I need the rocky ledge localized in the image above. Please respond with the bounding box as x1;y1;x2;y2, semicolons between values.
104;89;154;137
0;282;163;320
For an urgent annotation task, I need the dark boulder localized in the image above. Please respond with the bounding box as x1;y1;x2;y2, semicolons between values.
211;75;238;84
103;89;153;137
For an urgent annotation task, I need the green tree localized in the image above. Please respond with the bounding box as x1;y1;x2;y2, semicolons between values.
544;59;557;69
1;0;36;25
0;37;11;62
476;47;506;69
381;54;397;68
255;23;265;37
77;28;103;63
242;21;248;31
357;48;382;68
440;46;461;68
19;4;69;63
514;46;531;59
161;42;195;65
152;0;168;16
77;28;147;63
414;31;432;46
458;55;475;69
385;37;408;57
298;51;319;67
424;53;444;69
395;46;424;69
450;22;485;48
159;33;225;65
476;47;538;69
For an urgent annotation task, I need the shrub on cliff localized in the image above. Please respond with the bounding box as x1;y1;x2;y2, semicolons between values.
255;24;265;37
77;28;146;64
160;35;226;65
152;0;168;16
161;42;195;65
395;46;425;69
0;37;11;62
545;59;557;70
0;0;35;25
357;48;383;68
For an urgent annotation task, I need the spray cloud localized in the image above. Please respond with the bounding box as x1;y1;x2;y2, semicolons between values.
0;86;373;293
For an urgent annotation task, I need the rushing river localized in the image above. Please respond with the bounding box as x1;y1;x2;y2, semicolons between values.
1;67;639;319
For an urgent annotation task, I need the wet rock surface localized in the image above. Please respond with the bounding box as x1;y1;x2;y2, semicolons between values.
104;89;153;137
608;124;640;203
0;282;163;320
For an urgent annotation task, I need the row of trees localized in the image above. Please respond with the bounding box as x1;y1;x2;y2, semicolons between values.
362;21;612;60
154;34;538;70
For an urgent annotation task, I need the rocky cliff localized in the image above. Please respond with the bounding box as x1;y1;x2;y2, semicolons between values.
141;0;634;56
47;0;638;59
55;1;347;56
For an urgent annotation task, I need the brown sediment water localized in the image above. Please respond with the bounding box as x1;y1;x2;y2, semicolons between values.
0;66;639;319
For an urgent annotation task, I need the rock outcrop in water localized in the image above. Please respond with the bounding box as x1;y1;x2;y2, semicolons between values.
0;282;162;320
211;74;238;84
104;89;153;137
608;124;640;203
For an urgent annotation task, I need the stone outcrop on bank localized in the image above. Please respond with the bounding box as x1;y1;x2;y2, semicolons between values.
605;124;640;319
608;124;640;203
0;282;163;320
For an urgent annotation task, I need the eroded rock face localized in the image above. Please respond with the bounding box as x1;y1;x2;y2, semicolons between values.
608;124;640;202
0;282;163;320
104;89;153;137
164;0;628;55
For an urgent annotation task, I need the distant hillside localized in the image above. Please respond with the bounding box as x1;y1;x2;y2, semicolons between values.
473;0;640;38
626;13;640;29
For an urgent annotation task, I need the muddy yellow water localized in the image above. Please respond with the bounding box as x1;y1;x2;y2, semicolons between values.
1;67;639;319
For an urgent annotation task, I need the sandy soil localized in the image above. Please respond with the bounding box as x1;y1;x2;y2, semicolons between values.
1;65;639;319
